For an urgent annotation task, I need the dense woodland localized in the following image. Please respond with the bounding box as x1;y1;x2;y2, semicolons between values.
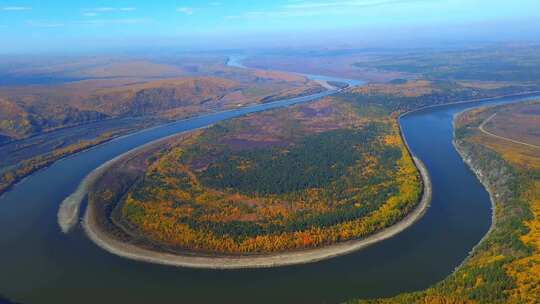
106;97;422;254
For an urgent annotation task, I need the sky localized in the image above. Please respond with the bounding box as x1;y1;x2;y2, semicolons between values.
1;0;539;53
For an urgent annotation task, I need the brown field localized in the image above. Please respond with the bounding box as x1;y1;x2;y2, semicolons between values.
351;80;435;97
458;100;540;170
482;102;540;147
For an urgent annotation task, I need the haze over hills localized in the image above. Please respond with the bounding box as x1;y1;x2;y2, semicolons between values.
0;57;323;141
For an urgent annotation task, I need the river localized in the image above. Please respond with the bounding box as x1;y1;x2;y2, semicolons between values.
0;61;539;303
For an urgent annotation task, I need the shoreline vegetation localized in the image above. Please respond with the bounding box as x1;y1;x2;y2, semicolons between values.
82;153;431;269
69;90;432;268
57;126;211;233
108;98;423;255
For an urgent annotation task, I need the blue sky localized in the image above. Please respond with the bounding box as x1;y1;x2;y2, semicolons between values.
1;0;539;53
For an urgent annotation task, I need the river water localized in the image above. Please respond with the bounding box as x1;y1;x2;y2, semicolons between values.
1;64;539;303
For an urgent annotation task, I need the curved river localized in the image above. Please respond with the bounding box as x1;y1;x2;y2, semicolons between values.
1;64;540;302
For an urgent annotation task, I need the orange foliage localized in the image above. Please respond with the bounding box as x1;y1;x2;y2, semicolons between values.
504;180;540;302
120;118;422;254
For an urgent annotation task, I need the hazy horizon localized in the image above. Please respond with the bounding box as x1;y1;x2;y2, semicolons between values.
1;0;539;54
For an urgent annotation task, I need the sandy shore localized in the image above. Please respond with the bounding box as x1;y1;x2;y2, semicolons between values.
82;155;431;269
58;152;127;233
57;126;212;233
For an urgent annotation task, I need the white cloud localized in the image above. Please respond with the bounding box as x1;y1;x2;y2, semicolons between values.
26;20;64;27
225;8;324;20
92;7;116;12
80;18;151;25
285;0;426;9
84;7;137;13
177;7;194;15
82;7;137;17
2;6;32;11
176;3;225;15
228;0;429;20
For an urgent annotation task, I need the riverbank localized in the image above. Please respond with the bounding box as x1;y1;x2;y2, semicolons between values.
0;132;122;199
452;139;498;271
69;90;539;269
57;125;213;233
448;105;516;273
82;154;431;269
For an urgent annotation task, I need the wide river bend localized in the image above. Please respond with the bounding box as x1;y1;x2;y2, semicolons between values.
1;63;539;302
